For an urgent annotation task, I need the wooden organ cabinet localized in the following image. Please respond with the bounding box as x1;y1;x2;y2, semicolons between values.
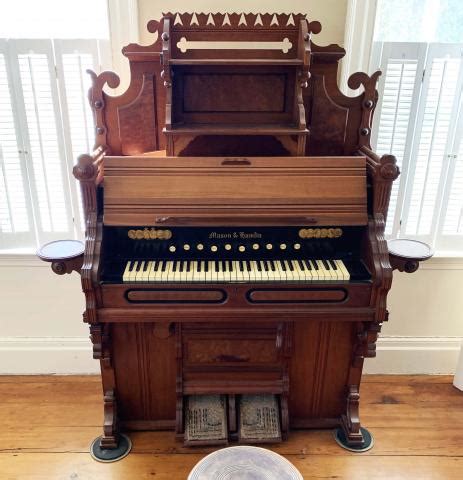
38;13;433;460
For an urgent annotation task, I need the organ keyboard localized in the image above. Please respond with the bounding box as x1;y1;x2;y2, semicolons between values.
122;258;351;283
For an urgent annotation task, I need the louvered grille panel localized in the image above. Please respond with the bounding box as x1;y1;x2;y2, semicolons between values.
60;52;95;229
405;57;461;236
0;53;30;234
18;53;69;233
375;59;419;235
443;138;463;235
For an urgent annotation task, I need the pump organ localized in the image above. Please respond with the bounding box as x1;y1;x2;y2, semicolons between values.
38;12;432;454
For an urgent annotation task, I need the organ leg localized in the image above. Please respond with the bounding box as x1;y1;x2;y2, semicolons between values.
334;321;376;452
89;323;132;462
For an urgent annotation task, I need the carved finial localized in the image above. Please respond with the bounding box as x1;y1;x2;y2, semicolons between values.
206;13;214;25
379;154;400;181
73;153;97;181
238;13;247;26
270;14;279;26
287;14;295;26
254;13;263;26
223;13;231;26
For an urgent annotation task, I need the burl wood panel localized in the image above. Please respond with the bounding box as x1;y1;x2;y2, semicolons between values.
111;323;176;424
117;73;158;155
182;74;286;113
289;321;354;423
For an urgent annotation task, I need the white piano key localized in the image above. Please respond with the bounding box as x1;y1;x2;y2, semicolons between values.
122;261;132;282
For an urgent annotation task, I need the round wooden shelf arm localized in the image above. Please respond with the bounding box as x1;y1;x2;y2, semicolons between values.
388;239;434;273
36;240;85;276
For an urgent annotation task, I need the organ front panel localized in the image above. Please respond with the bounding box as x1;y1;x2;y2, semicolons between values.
37;12;431;458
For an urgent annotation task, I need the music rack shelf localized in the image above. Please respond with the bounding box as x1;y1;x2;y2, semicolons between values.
165;124;309;136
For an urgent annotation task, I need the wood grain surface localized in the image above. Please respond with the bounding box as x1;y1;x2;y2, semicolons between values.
2;375;462;479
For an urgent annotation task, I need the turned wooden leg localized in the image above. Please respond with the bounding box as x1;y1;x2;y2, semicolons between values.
100;390;119;449
340;385;364;445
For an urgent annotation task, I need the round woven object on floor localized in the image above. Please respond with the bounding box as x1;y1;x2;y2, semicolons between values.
188;446;303;480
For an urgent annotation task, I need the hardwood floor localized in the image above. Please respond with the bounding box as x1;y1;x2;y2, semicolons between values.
1;375;462;479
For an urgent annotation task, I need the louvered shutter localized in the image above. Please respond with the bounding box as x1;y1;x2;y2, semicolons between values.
371;42;427;237
0;40;35;249
8;39;74;244
401;44;463;246
0;38;109;251
437;81;463;251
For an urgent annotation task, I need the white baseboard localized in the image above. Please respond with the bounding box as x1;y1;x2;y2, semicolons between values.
0;337;99;374
0;336;461;375
364;337;463;375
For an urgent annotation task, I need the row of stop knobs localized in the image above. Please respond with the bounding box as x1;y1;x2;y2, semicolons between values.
168;243;302;253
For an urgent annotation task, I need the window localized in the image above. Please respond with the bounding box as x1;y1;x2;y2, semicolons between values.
0;1;110;252
371;0;463;255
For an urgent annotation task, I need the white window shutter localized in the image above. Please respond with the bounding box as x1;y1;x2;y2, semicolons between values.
402;44;463;244
0;40;35;250
8;39;75;245
371;42;427;237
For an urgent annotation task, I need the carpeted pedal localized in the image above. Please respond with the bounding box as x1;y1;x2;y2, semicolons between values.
184;395;228;446
239;394;281;443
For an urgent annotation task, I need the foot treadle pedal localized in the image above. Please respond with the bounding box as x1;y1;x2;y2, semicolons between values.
184;395;228;446
238;394;282;443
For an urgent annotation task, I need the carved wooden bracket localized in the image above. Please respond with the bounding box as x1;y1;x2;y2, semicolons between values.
349;71;381;150
87;70;120;151
388;239;434;273
37;240;84;276
353;321;382;368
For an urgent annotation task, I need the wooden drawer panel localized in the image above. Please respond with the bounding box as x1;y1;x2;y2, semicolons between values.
185;338;278;365
182;325;281;367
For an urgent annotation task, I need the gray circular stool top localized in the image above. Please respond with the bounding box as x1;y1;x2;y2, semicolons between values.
37;239;84;261
188;446;303;480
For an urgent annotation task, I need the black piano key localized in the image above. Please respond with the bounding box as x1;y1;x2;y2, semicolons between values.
127;261;134;272
161;261;167;272
280;260;286;271
228;261;233;272
179;261;184;272
135;261;142;272
312;260;319;270
215;261;219;272
153;260;159;271
304;259;311;270
330;259;338;270
322;259;330;270
256;261;262;272
269;260;276;271
287;260;294;271
143;262;149;271
239;261;244;272
204;261;208;272
298;259;305;270
263;261;269;272
172;261;178;272
186;261;190;272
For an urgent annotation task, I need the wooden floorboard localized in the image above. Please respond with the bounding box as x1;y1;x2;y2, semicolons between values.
2;375;463;479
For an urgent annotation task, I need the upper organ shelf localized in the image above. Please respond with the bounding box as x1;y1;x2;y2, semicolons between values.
159;13;312;156
86;12;382;159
